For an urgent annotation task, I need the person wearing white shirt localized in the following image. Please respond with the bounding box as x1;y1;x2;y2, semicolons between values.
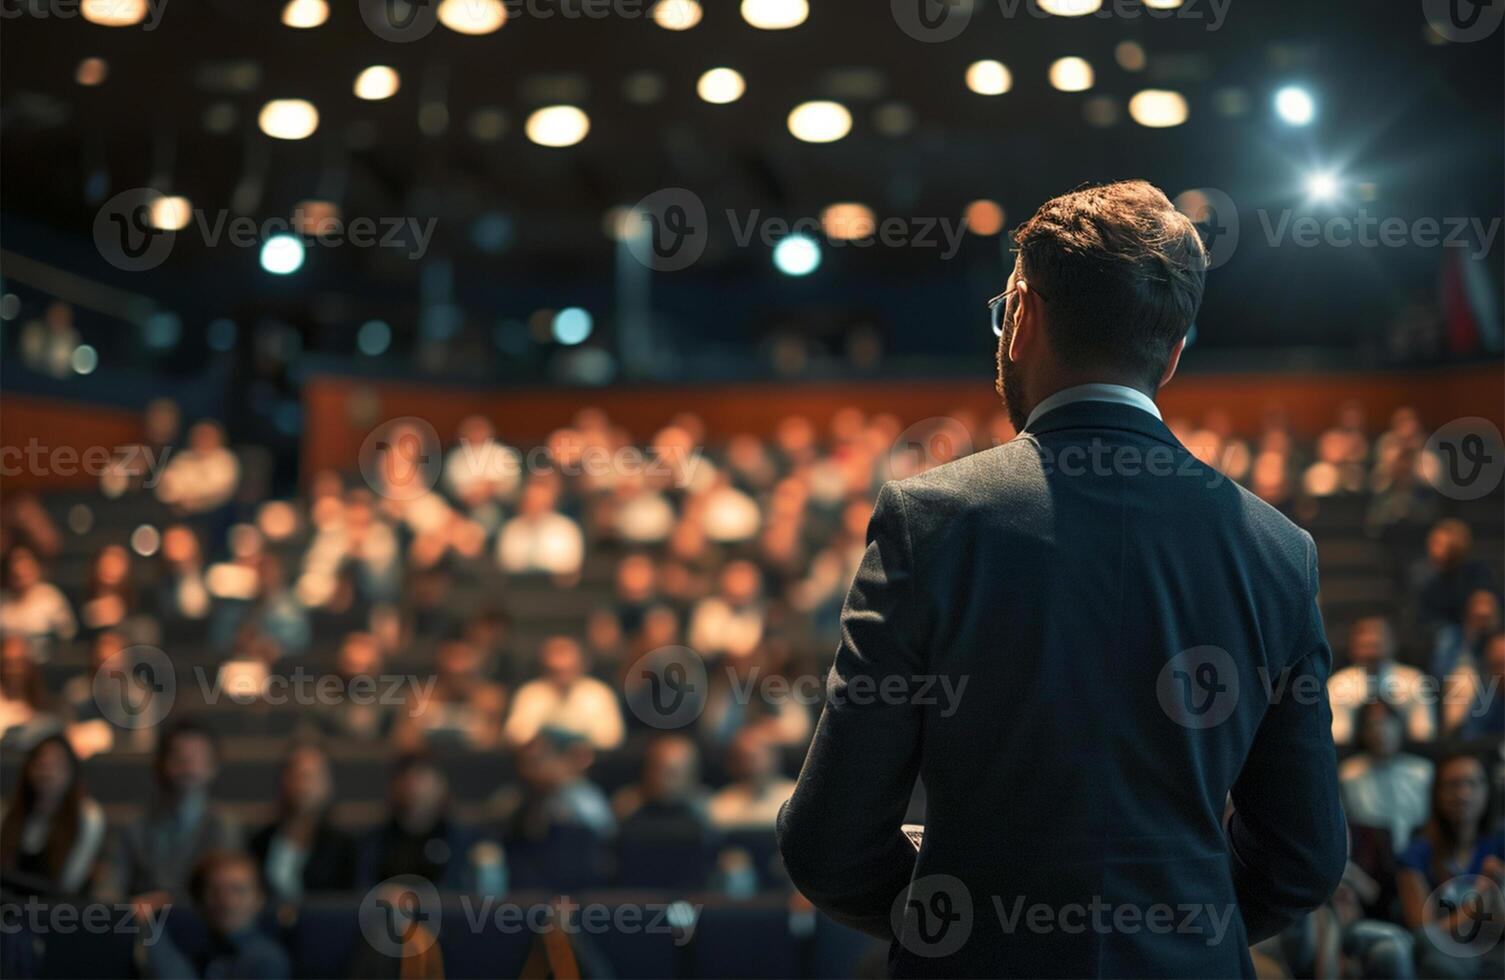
1328;616;1435;745
505;637;623;751
496;480;584;578
1338;701;1433;850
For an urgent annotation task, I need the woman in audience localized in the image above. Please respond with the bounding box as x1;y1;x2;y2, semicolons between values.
0;546;76;648
0;734;106;894
0;635;60;748
1399;753;1505;977
357;752;478;891
248;743;355;902
1442;632;1505;740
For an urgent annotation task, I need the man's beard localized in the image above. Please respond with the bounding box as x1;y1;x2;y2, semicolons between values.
994;298;1030;431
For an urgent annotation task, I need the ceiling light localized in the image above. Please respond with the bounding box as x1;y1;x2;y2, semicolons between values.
966;60;1012;96
1128;89;1188;128
525;105;590;147
354;66;400;101
741;0;808;30
697;68;746;104
787;101;852;143
258;99;319;139
281;0;328;28
438;0;507;35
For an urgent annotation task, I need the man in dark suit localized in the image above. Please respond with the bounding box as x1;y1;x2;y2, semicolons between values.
777;180;1347;978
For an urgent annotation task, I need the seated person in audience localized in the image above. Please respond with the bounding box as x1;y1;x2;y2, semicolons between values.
612;553;659;636
107;720;241;898
1340;702;1434;852
58;631;156;754
310;631;395;740
708;727;796;831
688;560;766;659
496;476;584;581
155;419;241;515
0;734;106;895
698;647;812;754
157;524;212;622
1412;519;1498;634
135;849;290;980
392;639;507;751
613;733;710;823
505;636;623;751
248;743;355;902
1398;753;1505;979
1432;588;1501;680
357;752;477;891
0;634;61;748
1443;631;1505;740
1329;616;1435;746
506;729;616;842
80;544;135;634
0;546;76;648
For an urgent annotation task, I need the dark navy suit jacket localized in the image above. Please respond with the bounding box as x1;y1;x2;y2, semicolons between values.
777;400;1347;978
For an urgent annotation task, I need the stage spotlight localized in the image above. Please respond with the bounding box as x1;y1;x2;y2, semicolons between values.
1305;170;1341;202
260;234;306;275
697;68;746;105
552;308;593;345
258;99;319;140
1274;86;1316;126
742;0;808;30
966;60;1012;96
526;105;590;146
787;101;851;143
773;234;821;276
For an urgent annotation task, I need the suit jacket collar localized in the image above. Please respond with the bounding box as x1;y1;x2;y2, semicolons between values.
1021;398;1185;451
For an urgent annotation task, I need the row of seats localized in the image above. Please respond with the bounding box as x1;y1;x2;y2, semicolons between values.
0;894;883;979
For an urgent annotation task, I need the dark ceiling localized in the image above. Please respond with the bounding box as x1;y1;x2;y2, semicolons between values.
1;0;1501;367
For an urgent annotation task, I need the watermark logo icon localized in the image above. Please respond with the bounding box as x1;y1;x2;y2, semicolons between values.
1422;875;1503;958
1157;646;1239;729
891;0;973;42
94;189;175;272
886;417;974;481
1423;0;1505;42
93;644;175;729
1424;418;1504;500
1174;188;1240;271
359;417;444;501
359;875;442;957
625;645;708;729
624;189;709;272
892;874;973;958
360;0;441;41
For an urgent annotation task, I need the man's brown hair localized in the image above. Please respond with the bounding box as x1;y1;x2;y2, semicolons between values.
1012;180;1206;389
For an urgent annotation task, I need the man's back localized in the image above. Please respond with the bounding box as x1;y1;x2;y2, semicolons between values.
778;400;1347;978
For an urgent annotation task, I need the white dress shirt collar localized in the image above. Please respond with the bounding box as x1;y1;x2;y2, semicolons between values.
1024;383;1163;430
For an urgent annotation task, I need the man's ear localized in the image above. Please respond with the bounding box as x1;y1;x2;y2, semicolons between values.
1006;282;1041;363
1157;335;1187;389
